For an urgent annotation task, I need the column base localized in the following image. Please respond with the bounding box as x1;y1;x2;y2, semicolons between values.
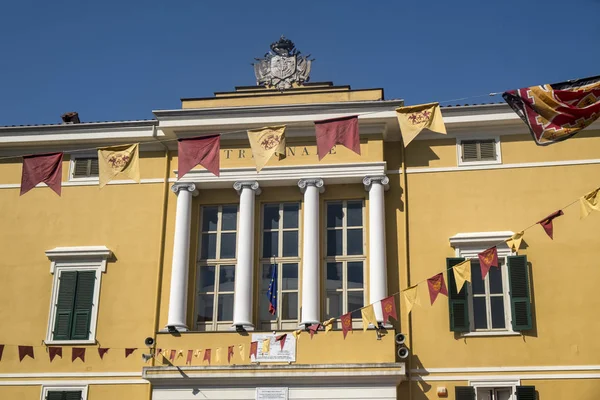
299;320;320;329
161;324;189;333
231;323;255;332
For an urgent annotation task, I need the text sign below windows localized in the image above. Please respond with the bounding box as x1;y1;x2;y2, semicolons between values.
256;387;288;400
251;333;296;363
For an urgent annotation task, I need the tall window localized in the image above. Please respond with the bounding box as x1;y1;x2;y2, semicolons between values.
259;203;300;330
469;259;510;331
324;200;365;327
195;205;237;331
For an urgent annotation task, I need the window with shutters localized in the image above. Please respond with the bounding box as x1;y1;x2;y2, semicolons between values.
195;205;238;331
456;380;533;400
70;156;100;180
457;137;501;166
42;386;87;400
45;247;111;345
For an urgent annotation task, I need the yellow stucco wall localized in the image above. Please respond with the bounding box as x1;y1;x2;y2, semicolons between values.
0;384;149;400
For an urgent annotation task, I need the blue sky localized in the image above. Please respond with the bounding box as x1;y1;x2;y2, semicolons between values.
1;0;599;126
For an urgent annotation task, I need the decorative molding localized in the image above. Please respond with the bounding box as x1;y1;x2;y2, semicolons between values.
41;385;88;400
0;372;141;378
233;181;261;195
46;246;112;273
0;379;147;387
410;373;600;381
449;231;514;249
0;178;166;190
297;178;325;194
412;365;600;374
171;182;198;196
363;175;389;191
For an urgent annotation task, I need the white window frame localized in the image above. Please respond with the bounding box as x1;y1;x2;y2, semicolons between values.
456;136;502;167
68;153;99;183
41;385;88;400
449;232;520;337
44;246;111;345
324;199;366;329
259;202;301;330
469;379;520;400
195;205;238;331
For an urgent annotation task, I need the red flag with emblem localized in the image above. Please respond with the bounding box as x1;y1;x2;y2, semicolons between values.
380;296;397;323
427;273;448;305
249;341;258;360
315;115;360;160
341;312;353;339
478;247;498;280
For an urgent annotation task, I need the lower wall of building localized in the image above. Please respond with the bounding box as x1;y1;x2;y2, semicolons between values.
0;383;149;400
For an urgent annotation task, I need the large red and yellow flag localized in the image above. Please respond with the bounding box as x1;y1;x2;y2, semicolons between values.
503;75;600;145
395;102;446;147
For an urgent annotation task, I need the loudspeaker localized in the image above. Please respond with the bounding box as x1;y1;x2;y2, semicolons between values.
144;337;155;348
394;333;406;345
397;346;409;359
142;353;154;362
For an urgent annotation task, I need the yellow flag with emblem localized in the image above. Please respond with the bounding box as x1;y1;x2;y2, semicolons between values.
98;143;140;187
395;102;446;147
247;126;286;172
361;304;378;331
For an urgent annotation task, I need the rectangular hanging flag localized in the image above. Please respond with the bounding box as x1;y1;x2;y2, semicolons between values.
402;285;420;316
247;126;286;172
538;210;564;239
395;102;446;147
261;339;270;353
341;312;353;339
506;231;524;253
0;344;4;361
20;152;63;196
427;273;448;305
18;346;34;361
238;344;245;361
227;345;234;363
178;135;220;177
314;115;360;160
361;305;378;331
503;75;600;145
203;349;211;364
452;260;472;293
381;296;398;323
186;350;193;365
580;188;600;219
169;349;176;362
98;143;140;187
249;341;258;360
72;347;85;362
215;348;222;363
267;265;278;315
478;247;498;279
48;347;62;362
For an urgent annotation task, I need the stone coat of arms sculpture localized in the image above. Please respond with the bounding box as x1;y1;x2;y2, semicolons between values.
253;36;312;91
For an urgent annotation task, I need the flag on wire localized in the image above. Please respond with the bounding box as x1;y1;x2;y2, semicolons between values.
538;210;563;239
98;143;140;187
478;247;498;279
20;152;63;196
427;273;448;305
48;347;62;362
381;295;398;323
247;126;286;172
395;102;447;147
506;231;524;253
341;312;353;339
267;264;278;315
580;188;600;219
178;135;221;177
314;115;360;160
452;260;472;293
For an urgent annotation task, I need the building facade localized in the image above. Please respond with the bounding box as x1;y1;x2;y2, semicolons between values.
1;42;599;400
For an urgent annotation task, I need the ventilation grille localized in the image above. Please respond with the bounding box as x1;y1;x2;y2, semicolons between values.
73;157;99;178
461;139;497;162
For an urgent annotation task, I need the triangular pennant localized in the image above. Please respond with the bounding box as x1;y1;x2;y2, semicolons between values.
72;348;85;362
178;135;221;177
380;296;398;323
323;318;336;333
395;103;446;146
452;260;472;293
238;345;245;362
505;231;524;253
308;324;320;338
125;348;136;358
341;312;353;339
292;329;302;339
261;339;270;353
249;342;258;360
177;349;184;359
186;350;193;365
314;115;360;160
20;152;63;196
275;334;287;350
215;348;222;363
402;285;420;316
478;246;498;279
537;210;563;239
0;345;4;361
427;273;448;305
98;348;109;359
194;349;202;358
580;188;600;219
361;305;378;331
203;349;211;364
227;346;234;364
169;350;176;362
247;126;287;172
48;347;62;362
18;346;34;361
98;143;140;188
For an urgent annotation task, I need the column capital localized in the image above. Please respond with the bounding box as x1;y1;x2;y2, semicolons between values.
233;181;261;195
363;175;389;191
171;182;199;196
298;178;325;194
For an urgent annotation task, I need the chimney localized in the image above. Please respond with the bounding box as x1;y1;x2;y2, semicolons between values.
61;112;80;124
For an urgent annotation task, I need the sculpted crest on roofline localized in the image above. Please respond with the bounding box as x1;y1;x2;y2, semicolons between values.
253;36;313;91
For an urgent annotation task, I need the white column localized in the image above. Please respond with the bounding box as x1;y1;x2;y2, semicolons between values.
166;182;198;331
298;178;325;327
232;181;261;329
364;175;389;323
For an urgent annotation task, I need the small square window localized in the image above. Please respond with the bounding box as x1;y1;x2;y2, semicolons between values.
71;157;99;179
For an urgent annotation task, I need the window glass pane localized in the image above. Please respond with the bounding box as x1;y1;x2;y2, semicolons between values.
282;231;298;257
217;294;234;321
259;292;276;321
202;207;218;231
282;292;298;320
348;291;364;319
327;202;343;228
263;204;280;230
473;296;488;330
282;263;298;290
220;233;236;259
489;264;503;294
200;233;217;260
347;201;363;227
262;231;279;258
471;261;485;295
347;229;363;255
347;262;364;289
219;265;235;292
196;294;214;323
283;203;299;229
197;266;216;292
221;205;237;231
326;262;343;290
261;264;275;289
325;291;342;319
490;296;506;329
327;230;342;256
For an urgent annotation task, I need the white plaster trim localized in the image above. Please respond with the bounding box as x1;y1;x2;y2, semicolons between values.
470;378;520;386
0;178;165;190
449;231;514;248
460;330;521;337
0;379;147;387
0;372;141;378
410;373;600;381
456;136;502;167
41;385;88;400
412;365;600;374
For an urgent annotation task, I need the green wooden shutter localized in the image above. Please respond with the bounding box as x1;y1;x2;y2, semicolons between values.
447;258;469;332
46;391;65;400
455;386;475;400
53;271;77;340
508;255;532;331
516;385;536;400
64;391;83;400
71;271;96;340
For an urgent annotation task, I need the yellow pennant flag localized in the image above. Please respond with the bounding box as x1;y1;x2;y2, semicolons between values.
261;338;270;353
215;348;222;363
452;260;472;293
194;349;201;358
395;103;446;147
98;143;140;188
506;231;525;252
176;349;183;359
238;344;245;361
292;329;302;339
402;285;421;316
247;125;286;172
323;318;336;333
361;305;378;331
580;188;600;219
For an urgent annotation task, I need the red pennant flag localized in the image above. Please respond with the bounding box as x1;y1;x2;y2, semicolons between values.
308;324;321;339
275;334;287;350
169;350;176;362
203;349;211;364
178;135;220;178
98;348;109;359
0;345;4;361
538;210;564;239
227;346;234;364
341;312;353;339
125;348;136;358
427;273;448;305
20;152;63;196
186;350;193;365
72;348;85;362
478;247;498;279
18;346;34;361
249;341;258;360
49;347;62;362
380;296;398;323
155;348;162;358
315;115;360;160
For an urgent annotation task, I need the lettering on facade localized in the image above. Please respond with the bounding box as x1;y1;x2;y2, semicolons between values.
220;146;337;160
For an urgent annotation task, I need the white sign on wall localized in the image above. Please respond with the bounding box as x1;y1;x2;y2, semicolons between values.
251;333;296;363
256;387;289;400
